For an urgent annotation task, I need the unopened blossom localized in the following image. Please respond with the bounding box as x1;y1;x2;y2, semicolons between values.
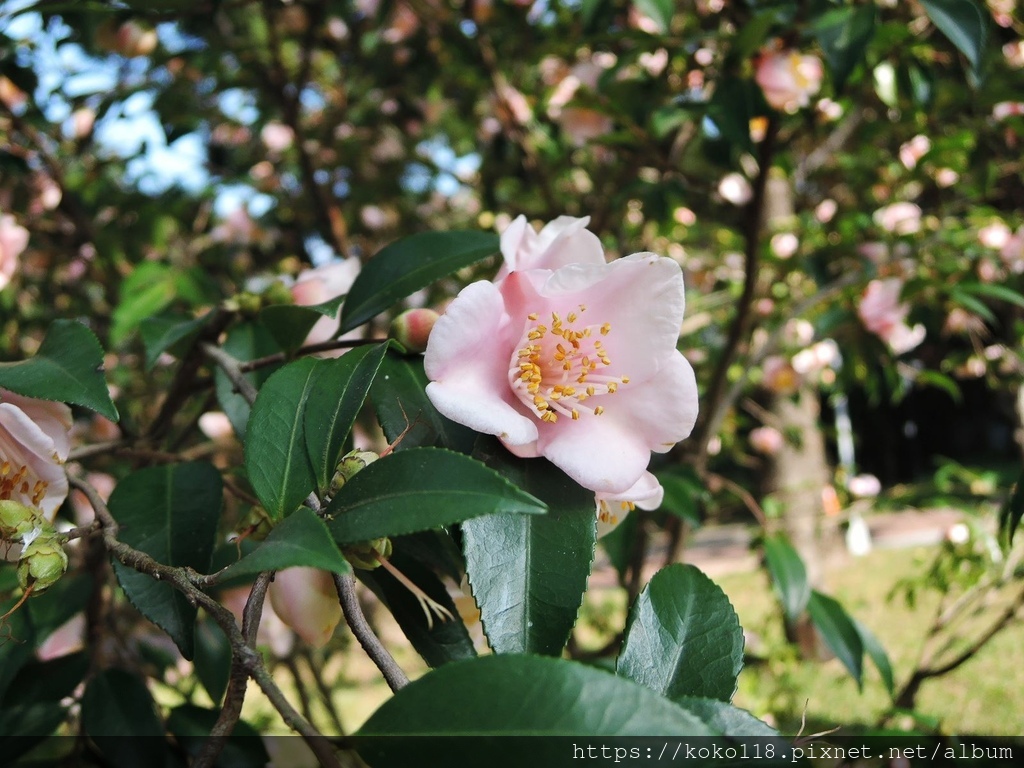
873;202;922;235
750;426;784;456
899;135;931;170
857;278;925;354
268;567;343;648
425;218;698;497
0;390;72;517
221;584;294;657
291;258;362;347
755;49;823;113
815;199;837;223
0;214;29;292
1001;228;1024;272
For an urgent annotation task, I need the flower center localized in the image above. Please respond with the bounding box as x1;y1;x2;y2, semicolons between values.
0;460;47;508
598;498;635;527
508;305;630;423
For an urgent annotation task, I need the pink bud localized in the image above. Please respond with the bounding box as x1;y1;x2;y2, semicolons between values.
390;308;439;353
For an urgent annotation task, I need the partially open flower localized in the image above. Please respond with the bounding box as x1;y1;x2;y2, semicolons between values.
0;390;73;517
291;259;362;348
857;278;925;355
755;49;823;113
425;218;697;497
268;567;343;648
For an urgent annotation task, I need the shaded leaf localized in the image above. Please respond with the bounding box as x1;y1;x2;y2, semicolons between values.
166;705;269;768
807;590;864;689
617;564;744;702
463;440;595;656
260;294;346;353
813;5;876;90
244;358;321;521
81;669;165;768
0;320;118;421
194;619;232;706
215;320;283;440
673;697;781;737
139;311;213;371
340;231;499;333
921;0;988;76
326;447;546;544
109;462;222;659
998;467;1024;549
219;506;351;579
762;534;810;623
632;0;672;34
853;618;895;697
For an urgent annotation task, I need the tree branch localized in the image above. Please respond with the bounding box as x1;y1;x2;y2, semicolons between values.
333;572;408;692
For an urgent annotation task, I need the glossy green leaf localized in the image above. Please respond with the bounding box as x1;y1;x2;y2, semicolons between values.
0;320;118;420
81;669;166;768
339;230;499;332
166;705;269;768
193;619;231;705
215;320;283;440
617;564;744;702
369;350;476;453
462;441;595;656
5;652;88;708
219;506;351;579
109;462;223;659
110;262;177;345
326;447;546;544
244;358;321;520
813;5;876;89
807;590;864;689
139;311;213;371
921;0;988;75
763;534;810;622
599;511;638;585
355;657;716;756
358;547;476;668
957;281;1024;311
673;697;781;737
633;0;672;34
304;342;389;494
999;468;1024;549
853;618;894;697
260;294;345;352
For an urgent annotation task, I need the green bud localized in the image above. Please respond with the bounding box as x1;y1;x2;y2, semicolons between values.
237;506;274;542
261;280;295;307
0;500;38;540
328;450;380;498
236;291;263;316
343;537;392;570
18;535;68;593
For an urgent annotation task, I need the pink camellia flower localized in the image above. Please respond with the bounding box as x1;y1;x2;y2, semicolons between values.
0;390;73;517
290;258;362;347
0;214;29;292
754;49;823;113
857;278;925;354
750;425;784;456
425;218;698;498
873;202;922;235
268;567;342;648
899;135;931;170
978;221;1011;249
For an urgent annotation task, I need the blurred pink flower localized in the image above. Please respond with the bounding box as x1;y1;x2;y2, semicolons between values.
978;221;1011;249
268;567;342;648
750;426;784;456
211;207;255;245
0;214;29;291
718;173;752;206
0;390;72;517
993;101;1024;121
873;202;922;235
261;122;295;153
847;474;881;498
37;613;86;661
761;355;799;395
898;135;930;170
291;258;362;347
1001;228;1024;272
755;50;823;113
858;278;925;354
556;107;614;147
425;218;697;496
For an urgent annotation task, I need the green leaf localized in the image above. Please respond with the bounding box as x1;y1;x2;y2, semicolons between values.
215;320;283;440
617;564;744;702
139;311;212;371
0;320;118;420
706;77;756;153
915;370;962;403
921;0;988;76
193;619;231;706
110;262;177;345
949;287;997;322
304;343;390;494
219;506;351;579
369;350;476;453
166;705;269;768
244;358;321;520
462;440;595;656
0;592;36;703
0;701;67;760
599;511;638;585
339;231;499;333
853;618;894;697
998;467;1024;549
81;669;166;768
658;469;704;527
807;590;864;689
355;657;716;758
762;534;810;622
326;447;546;544
673;697;781;737
109;462;223;659
812;5;876;90
632;0;672;34
957;281;1024;310
6;652;88;708
358;547;476;669
260;294;346;352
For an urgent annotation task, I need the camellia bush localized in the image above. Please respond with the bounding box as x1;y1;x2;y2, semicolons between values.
1;0;1023;765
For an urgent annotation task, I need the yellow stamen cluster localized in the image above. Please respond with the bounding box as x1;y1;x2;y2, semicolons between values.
597;499;636;526
0;460;48;507
509;304;631;424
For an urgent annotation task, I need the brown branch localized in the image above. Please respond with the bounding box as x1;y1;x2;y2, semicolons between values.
238;336;383;374
333;572;408;692
201;342;259;405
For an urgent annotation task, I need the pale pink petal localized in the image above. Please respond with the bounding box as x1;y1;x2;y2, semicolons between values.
539;413;651;494
1;390;73;461
268;568;342;648
0;402;69;516
424;281;538;445
496;215;604;280
37;613;86;661
596;471;663;537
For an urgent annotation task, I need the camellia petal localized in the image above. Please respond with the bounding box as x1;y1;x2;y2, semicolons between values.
496;215;605;281
596;470;663;536
268;567;343;648
1;390;73;461
0;395;71;518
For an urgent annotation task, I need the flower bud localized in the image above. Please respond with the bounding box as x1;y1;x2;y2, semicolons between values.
0;499;37;539
237;506;274;542
18;535;68;593
389;308;439;353
343;537;392;570
329;450;380;498
261;280;295;307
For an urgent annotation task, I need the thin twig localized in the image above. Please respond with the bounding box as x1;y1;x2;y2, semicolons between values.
333;572;408;692
202;343;259;406
238;337;384;374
